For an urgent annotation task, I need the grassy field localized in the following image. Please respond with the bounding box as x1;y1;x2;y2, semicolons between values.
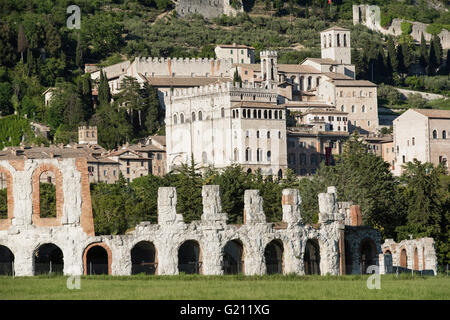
0;274;449;300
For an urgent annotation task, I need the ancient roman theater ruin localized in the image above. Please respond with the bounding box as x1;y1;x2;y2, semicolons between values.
0;153;437;276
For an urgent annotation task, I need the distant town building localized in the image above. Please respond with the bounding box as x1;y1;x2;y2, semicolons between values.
215;43;255;64
393;109;450;176
78;126;98;145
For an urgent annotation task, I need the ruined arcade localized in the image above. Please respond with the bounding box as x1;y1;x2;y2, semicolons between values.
0;153;437;276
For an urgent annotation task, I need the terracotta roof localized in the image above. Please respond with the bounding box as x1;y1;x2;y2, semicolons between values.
303;58;338;65
322;72;353;80
331;80;376;87
129;144;165;152
277;64;321;74
233;63;260;71
322;26;350;32
412;109;450;119
217;44;255;49
145;77;232;87
149;135;166;147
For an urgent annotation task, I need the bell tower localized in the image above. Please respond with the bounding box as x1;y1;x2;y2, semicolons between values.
260;51;278;88
320;27;351;65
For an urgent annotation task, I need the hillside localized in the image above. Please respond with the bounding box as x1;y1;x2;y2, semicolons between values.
0;0;448;148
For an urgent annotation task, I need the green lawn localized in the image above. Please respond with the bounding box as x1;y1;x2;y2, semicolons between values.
0;274;449;300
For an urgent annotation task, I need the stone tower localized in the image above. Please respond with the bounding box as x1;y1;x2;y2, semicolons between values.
260;51;278;88
78;126;98;145
320;27;351;65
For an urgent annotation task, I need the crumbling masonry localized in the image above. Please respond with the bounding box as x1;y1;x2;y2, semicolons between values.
0;158;437;276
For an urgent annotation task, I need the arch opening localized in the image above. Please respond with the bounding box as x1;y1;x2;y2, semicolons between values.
264;240;283;274
34;243;63;275
304;239;320;275
359;238;377;274
0;245;14;275
86;245;109;275
400;248;407;269
131;241;157;275
178;240;202;274
223;240;244;275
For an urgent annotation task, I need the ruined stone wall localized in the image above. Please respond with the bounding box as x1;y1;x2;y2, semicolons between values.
0;158;385;277
176;0;243;19
353;5;450;49
382;238;438;275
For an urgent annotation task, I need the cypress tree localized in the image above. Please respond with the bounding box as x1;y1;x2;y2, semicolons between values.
428;38;438;75
387;37;398;72
75;33;83;70
396;44;406;76
419;32;428;71
445;49;450;75
433;35;442;67
142;82;159;135
17;24;27;62
98;70;111;106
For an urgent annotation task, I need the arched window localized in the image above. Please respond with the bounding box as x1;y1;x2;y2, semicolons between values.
328;34;331;47
191;112;196;122
279;110;283;119
258;110;261;119
443;131;447;139
323;35;327;48
264;110;267;119
362;105;365;113
0;245;14;275
173;114;177;124
304;239;320;275
316;77;321;87
412;137;415;145
234;148;239;161
198;111;203;121
307;76;312;90
269;110;272;119
343;34;347;47
243;109;246;118
274;111;278;119
267;131;271;139
267;151;271;162
221;108;225;118
236;110;239;118
432;130;437;139
341;105;344;112
351;105;355;113
180;113;184;124
34;243;64;275
278;131;281;139
253;109;257;118
245;148;251;162
336;34;340;47
256;148;261;162
232;110;235;118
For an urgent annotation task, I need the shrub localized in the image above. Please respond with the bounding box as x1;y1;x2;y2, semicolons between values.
401;21;413;35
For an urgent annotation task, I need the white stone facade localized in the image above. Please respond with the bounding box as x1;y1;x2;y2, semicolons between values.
164;82;288;176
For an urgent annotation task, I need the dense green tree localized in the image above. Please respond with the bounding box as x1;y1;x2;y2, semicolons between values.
142;82;160;135
97;70;111;106
387;37;398;72
17;24;27;62
116;76;145;133
0;22;17;67
75;33;83;70
419;32;428;71
314;132;404;238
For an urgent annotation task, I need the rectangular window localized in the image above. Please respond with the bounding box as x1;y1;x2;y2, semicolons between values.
127;168;130;174
104;170;107;176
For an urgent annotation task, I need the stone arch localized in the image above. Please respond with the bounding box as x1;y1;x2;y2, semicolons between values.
0;166;13;231
131;241;157;275
180;113;185;124
83;242;112;275
178;240;202;274
359;238;377;274
399;247;407;269
32;164;64;227
304;239;320;275
34;243;64;275
191;112;196;122
173;113;178;124
413;247;419;271
198;110;203;121
0;245;14;275
264;239;284;274
223;239;244;274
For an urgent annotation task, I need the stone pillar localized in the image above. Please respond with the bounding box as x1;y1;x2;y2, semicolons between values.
350;205;362;226
318;187;337;223
13;248;34;276
201;185;227;223
281;189;302;225
379;253;392;274
244;190;266;224
157;187;183;224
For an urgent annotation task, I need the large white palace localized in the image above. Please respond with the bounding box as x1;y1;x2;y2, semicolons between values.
87;26;380;176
